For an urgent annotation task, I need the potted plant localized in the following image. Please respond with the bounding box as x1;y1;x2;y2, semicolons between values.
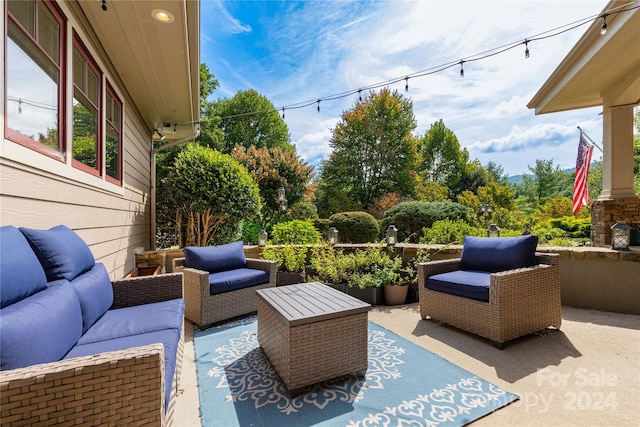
262;245;309;286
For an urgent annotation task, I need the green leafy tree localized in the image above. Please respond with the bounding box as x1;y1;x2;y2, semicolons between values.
197;63;224;150
319;88;419;210
520;159;569;205
418;119;469;197
165;143;261;247
231;144;314;223
212;89;293;153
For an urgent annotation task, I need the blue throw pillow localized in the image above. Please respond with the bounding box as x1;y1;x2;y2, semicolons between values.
69;263;114;334
20;225;95;282
0;225;48;308
183;241;246;273
460;235;539;273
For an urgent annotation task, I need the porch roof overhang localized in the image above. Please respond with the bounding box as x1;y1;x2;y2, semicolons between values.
78;0;200;143
527;1;640;114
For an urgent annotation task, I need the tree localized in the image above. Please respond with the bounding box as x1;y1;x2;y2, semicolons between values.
212;89;293;153
231;144;314;223
165;143;261;247
319;87;419;210
418;119;469;196
197;63;224;150
521;159;569;205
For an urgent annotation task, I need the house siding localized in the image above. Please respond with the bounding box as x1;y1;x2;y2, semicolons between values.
1;1;153;280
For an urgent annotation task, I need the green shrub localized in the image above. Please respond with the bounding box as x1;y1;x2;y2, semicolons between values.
420;219;483;244
262;245;309;272
241;219;264;245
270;220;321;244
549;217;591;238
329;211;380;243
380;201;472;243
288;201;319;220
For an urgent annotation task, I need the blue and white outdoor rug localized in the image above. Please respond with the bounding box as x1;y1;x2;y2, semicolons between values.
193;316;518;426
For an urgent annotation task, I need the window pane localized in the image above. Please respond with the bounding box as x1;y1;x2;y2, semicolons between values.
8;0;36;38
106;88;122;182
73;95;98;169
6;26;59;151
106;125;120;180
38;1;60;65
73;47;84;90
87;67;99;106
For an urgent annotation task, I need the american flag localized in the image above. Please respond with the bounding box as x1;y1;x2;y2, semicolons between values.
573;133;594;214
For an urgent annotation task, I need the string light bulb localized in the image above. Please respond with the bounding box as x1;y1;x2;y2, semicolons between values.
600;14;608;35
459;60;464;78
101;0;107;11
524;40;530;58
405;77;409;92
282;107;285;119
17;98;22;114
358;89;362;102
317;99;321;112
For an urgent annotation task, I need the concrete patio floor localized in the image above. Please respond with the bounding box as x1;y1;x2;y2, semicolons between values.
173;303;640;426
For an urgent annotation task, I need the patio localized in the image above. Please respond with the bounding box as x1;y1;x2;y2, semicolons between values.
174;302;640;427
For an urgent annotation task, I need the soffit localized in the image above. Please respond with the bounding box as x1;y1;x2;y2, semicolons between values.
78;0;200;142
528;1;640;114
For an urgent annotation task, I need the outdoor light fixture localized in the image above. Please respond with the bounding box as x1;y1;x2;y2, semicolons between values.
387;225;398;246
154;129;165;141
600;14;608;35
152;9;175;23
487;224;501;238
328;227;339;245
277;183;286;203
280;199;288;212
611;221;631;251
480;203;493;214
258;230;268;247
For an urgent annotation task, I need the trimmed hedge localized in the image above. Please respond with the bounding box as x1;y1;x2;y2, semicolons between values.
329;211;380;243
379;201;472;243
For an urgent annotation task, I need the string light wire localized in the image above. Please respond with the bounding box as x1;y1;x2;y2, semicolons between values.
196;4;638;124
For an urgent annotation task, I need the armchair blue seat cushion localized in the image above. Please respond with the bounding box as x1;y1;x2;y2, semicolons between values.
208;268;271;295
0;225;48;308
426;270;491;302
460;235;538;273
20;225;95;281
183;241;246;273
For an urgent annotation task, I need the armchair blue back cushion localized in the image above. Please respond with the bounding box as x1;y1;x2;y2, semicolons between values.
460;235;539;272
19;225;95;282
183;241;247;273
0;225;48;308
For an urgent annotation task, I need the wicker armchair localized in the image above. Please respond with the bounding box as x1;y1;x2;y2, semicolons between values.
173;257;276;327
417;252;561;347
0;273;185;427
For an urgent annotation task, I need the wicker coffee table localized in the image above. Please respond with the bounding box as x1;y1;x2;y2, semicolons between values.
256;282;371;396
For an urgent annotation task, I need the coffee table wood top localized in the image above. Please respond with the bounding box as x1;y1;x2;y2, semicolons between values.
256;282;371;327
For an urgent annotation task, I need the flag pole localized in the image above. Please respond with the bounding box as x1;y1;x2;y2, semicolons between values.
577;127;603;153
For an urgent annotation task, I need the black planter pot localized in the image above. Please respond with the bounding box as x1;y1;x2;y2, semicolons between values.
276;271;304;286
346;286;384;305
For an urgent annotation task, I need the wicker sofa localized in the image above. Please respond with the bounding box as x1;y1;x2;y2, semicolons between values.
0;225;184;426
173;241;276;328
417;235;561;347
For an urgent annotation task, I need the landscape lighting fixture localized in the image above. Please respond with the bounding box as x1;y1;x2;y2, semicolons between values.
152;9;175;23
487;224;501;238
387;225;398;246
258;230;268;247
328;227;339;245
600;14;608;35
610;221;631;251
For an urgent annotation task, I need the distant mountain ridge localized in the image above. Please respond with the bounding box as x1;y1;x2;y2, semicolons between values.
507;168;576;185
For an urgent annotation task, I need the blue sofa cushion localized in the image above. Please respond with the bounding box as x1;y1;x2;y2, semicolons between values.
426;270;491;302
66;329;181;411
78;299;184;345
0;225;48;308
0;280;83;370
20;225;95;281
460;235;538;273
209;268;270;295
183;241;246;273
69;263;114;334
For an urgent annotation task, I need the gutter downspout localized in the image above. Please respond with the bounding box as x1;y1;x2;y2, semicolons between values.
150;131;198;250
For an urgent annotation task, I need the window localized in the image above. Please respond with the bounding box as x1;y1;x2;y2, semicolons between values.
105;83;122;184
72;34;101;176
5;0;65;159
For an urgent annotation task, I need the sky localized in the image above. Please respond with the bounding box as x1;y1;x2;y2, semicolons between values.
200;0;610;178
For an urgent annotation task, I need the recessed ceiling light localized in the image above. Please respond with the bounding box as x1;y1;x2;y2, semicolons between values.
152;9;174;23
